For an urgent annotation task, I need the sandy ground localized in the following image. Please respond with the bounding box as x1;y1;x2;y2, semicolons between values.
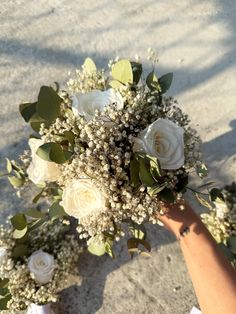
0;0;236;313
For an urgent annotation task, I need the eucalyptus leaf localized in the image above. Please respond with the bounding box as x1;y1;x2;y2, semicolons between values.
6;158;12;173
111;59;133;84
11;213;27;230
131;61;142;85
36;142;70;164
129;223;146;240
146;71;160;91
8;176;25;188
13;226;28;239
195;193;212;209
127;238;139;252
147;155;161;179
0;294;11;310
174;175;188;193
19;102;37;122
37;86;62;122
104;241;115;259
32;189;45;203
0;279;9;289
109;80;124;89
30;120;49;133
12;244;28;258
148;182;168;197
25;208;45;219
88;239;106;256
196;163;208;178
158;188;175;203
0;287;8;296
29;216;48;231
210;188;224;203
83;58;97;74
159;73;173;93
139;158;154;187
49;201;66;220
130;157;140;187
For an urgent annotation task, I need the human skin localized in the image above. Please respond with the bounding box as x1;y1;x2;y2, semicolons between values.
157;201;236;314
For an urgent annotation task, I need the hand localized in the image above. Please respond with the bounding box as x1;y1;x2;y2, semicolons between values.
156;200;200;239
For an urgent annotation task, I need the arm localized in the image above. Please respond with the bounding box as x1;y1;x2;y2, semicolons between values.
157;201;236;314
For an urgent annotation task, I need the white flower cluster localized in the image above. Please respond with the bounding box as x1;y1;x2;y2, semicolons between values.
201;183;236;244
0;220;81;312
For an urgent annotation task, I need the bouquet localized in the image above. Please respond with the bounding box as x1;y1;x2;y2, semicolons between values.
2;50;207;257
0;218;80;312
201;182;236;266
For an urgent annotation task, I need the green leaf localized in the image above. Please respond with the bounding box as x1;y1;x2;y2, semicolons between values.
198;181;215;189
196;163;208;179
148;182;168;197
83;58;97;74
104;240;115;259
6;158;12;173
19;102;37;122
111;60;133;84
30;120;49;133
32;189;45;203
227;236;236;254
0;293;11;310
88;238;106;256
127;238;139;253
127;237;151;254
12;244;28;258
63;131;75;147
139;158;155;187
175;175;189;193
159;73;173;94
146;71;160;91
13;226;28;239
8;176;25;188
195;193;212;209
29;216;48;231
109;80;124;89
25;208;45;219
210;188;224;203
158;188;175;203
129;223;146;240
130;157;140;187
0;288;9;296
138;239;151;252
147;155;161;179
37;86;62;122
131;61;142;85
0;279;9;289
36;142;71;164
49;201;66;220
11;213;27;230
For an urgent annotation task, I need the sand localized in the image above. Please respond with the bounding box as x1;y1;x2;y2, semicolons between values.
0;1;236;313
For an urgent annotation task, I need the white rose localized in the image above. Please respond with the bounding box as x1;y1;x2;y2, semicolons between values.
133;118;185;170
72;89;124;121
61;179;106;220
0;247;8;263
27;138;61;185
28;250;54;285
